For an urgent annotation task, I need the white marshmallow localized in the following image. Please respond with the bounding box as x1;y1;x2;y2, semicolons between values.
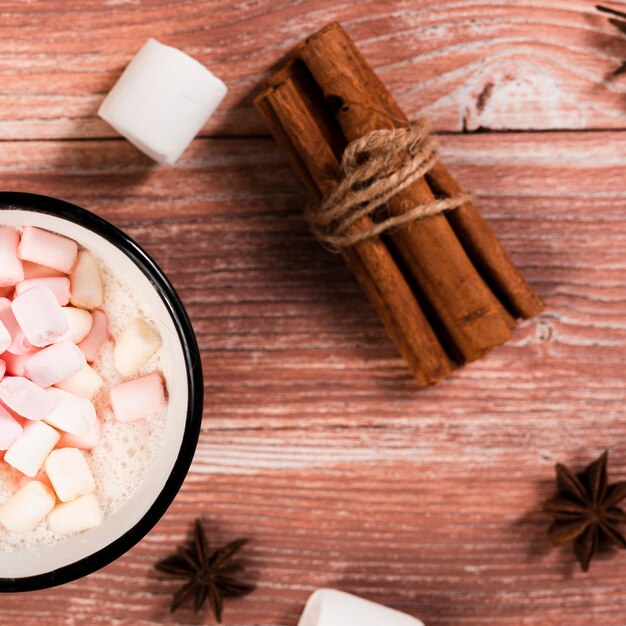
297;590;425;626
43;387;94;435
59;307;93;344
98;38;227;165
0;319;11;354
0;481;56;533
55;365;103;400
45;448;96;502
113;318;161;377
47;493;102;535
70;251;103;309
4;420;60;477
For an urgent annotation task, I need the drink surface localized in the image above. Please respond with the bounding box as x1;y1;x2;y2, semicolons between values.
0;252;168;551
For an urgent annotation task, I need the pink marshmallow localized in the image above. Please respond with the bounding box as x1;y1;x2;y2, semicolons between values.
2;352;28;377
0;404;23;450
12;285;68;347
58;411;101;450
15;277;71;306
110;374;166;423
24;341;86;388
22;261;65;280
0;359;5;381
78;310;108;363
0;227;24;287
17;227;78;274
0;376;56;420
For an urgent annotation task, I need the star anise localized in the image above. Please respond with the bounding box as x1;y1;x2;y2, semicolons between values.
545;450;626;571
155;519;255;621
598;5;626;74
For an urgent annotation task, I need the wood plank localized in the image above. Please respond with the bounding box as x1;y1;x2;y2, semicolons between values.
2;130;626;623
1;0;626;139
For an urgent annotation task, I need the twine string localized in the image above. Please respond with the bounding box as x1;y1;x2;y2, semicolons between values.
304;118;472;249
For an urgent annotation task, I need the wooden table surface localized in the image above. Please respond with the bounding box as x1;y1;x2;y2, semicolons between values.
2;0;626;624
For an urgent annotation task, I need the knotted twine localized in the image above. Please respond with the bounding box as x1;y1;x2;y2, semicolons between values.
303;118;473;250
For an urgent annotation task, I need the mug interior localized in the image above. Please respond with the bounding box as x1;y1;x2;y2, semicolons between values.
0;206;192;581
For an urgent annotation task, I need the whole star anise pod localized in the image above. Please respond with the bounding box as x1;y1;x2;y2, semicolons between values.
545;450;626;571
155;519;255;621
598;5;626;74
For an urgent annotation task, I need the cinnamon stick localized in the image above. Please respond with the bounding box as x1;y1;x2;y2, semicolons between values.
325;22;544;320
293;23;513;362
255;72;453;385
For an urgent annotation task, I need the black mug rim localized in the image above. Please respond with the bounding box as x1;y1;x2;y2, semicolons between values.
0;192;204;592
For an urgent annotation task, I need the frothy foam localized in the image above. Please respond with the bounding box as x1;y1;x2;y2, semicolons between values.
0;253;168;550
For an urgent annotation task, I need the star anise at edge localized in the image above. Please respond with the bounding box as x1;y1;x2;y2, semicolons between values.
155;519;255;621
545;450;626;571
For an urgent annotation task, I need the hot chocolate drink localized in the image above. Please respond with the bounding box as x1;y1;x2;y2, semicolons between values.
0;225;169;549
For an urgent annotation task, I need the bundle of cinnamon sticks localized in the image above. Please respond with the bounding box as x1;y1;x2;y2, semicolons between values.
254;22;543;385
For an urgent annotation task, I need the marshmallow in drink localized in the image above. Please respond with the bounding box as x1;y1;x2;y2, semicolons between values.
4;420;60;477
110;373;166;422
22;260;65;280
98;38;228;165
0;320;11;354
17;226;78;274
59;307;93;344
11;285;69;347
0;297;22;347
70;251;103;309
47;493;102;535
45;448;96;502
0;227;24;287
78;309;108;362
43;387;94;435
0;481;56;533
297;590;425;626
24;341;86;388
55;365;103;400
15;277;71;306
0;404;22;450
0;376;56;420
58;409;100;450
114;318;161;377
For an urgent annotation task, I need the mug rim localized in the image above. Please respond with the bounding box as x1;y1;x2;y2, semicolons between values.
0;192;204;592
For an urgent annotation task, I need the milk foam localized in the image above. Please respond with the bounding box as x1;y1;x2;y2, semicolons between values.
0;252;168;550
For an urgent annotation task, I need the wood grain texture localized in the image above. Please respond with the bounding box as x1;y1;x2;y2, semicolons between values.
2;0;626;623
0;129;625;624
2;0;626;139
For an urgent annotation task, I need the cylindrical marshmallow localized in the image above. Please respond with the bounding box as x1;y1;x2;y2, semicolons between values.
113;318;161;377
297;590;425;626
0;376;56;420
4;420;60;477
59;307;93;344
110;373;166;422
43;387;94;435
24;341;86;388
55;365;103;400
70;251;103;309
98;38;228;165
45;448;96;502
0;227;24;287
11;285;69;347
0;481;56;533
47;493;102;535
17;226;78;274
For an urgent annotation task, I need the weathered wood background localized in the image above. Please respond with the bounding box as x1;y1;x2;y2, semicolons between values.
1;0;626;624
